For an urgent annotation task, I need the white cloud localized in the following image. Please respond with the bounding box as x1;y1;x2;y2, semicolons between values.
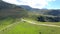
47;0;56;2
2;0;56;9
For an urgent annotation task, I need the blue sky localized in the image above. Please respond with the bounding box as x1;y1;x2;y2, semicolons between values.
2;0;60;9
45;0;60;9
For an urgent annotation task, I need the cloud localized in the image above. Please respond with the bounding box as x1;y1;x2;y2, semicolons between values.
47;0;56;2
3;0;56;9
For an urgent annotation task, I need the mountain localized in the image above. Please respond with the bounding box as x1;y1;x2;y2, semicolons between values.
0;0;23;9
0;0;28;18
0;0;60;18
19;5;32;10
44;10;60;16
19;5;41;11
20;5;60;16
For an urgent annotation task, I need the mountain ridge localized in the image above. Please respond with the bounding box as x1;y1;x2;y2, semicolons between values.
0;0;28;18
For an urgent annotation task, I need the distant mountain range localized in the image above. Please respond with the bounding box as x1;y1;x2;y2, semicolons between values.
19;5;60;16
19;5;41;11
0;0;60;17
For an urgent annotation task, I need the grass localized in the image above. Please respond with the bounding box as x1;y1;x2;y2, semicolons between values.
0;17;60;34
24;18;60;25
0;17;16;29
0;21;60;34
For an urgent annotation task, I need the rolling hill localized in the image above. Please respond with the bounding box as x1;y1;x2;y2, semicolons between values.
0;0;28;18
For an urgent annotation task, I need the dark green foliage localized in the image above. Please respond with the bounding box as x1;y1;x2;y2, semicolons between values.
37;15;60;22
37;16;45;22
45;16;60;22
39;32;41;34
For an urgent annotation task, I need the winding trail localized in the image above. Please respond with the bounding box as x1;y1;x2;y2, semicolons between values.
0;18;60;33
21;19;60;27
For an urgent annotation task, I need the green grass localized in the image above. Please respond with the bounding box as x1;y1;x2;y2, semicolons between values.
0;18;60;34
37;22;60;25
0;17;16;29
0;21;60;34
24;18;60;25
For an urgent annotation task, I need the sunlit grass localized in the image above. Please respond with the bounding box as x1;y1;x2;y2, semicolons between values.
0;17;60;34
0;17;16;29
1;21;60;34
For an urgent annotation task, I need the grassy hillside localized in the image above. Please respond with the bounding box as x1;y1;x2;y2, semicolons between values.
0;1;28;18
0;17;17;29
0;21;60;34
0;0;60;34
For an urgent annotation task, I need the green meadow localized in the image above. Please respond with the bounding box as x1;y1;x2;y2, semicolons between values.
0;17;16;29
0;18;60;34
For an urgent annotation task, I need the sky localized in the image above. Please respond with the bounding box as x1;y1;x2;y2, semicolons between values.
2;0;60;9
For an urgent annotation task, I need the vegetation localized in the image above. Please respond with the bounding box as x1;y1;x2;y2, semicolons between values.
0;17;17;29
37;15;60;22
0;21;60;34
0;0;60;34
